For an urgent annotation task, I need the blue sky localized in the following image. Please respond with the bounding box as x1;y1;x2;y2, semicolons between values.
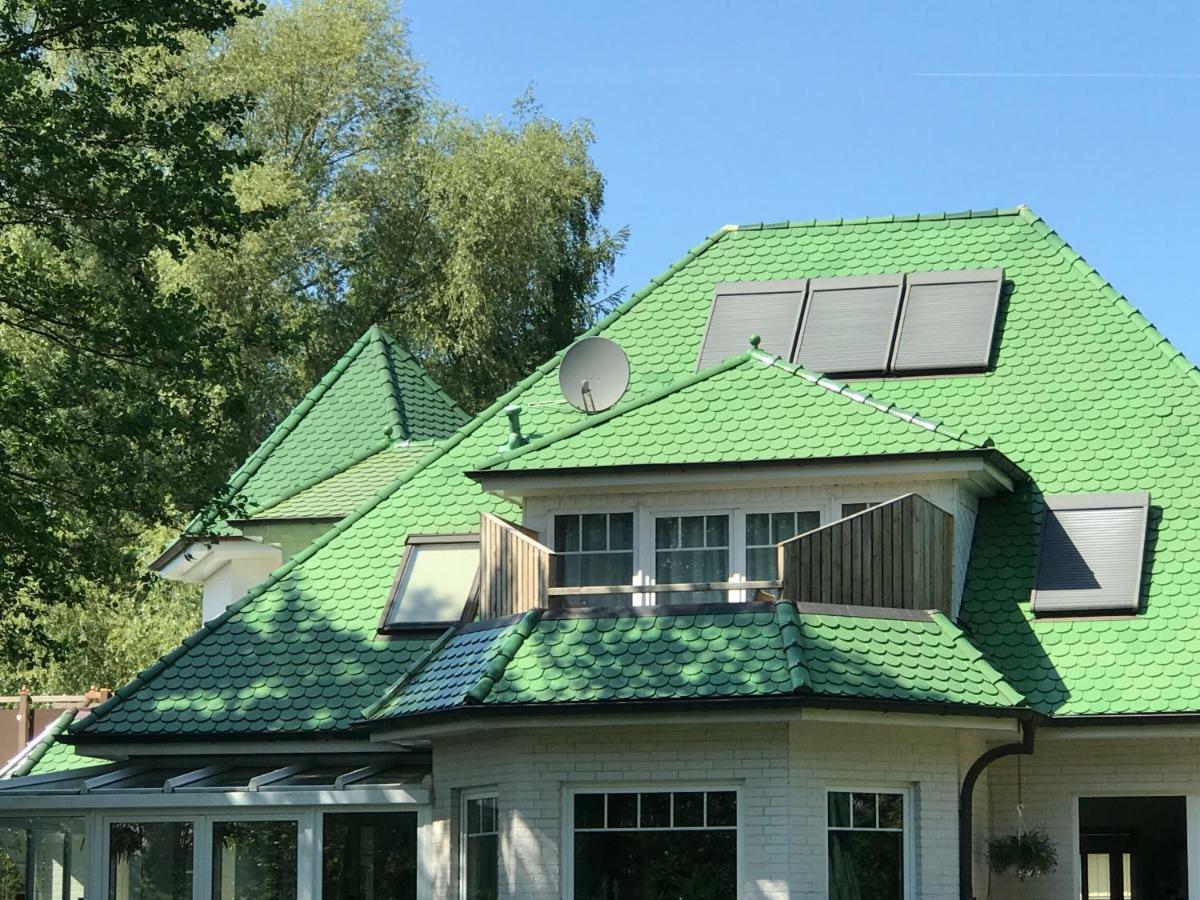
404;1;1200;360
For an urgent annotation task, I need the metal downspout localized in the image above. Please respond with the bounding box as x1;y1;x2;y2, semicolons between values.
959;718;1037;900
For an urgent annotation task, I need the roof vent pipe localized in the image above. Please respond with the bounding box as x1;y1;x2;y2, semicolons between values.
958;718;1037;900
504;405;528;451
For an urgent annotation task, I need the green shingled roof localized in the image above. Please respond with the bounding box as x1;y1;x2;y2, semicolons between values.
478;350;988;474
74;207;1200;739
363;603;1024;723
1;710;107;778
250;442;437;521
188;325;467;535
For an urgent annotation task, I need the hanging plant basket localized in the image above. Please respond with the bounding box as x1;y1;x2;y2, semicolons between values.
987;829;1058;881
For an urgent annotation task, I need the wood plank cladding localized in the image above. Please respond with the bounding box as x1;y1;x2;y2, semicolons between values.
478;512;552;619
778;493;952;612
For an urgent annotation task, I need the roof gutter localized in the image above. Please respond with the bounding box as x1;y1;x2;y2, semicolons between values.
958;717;1037;900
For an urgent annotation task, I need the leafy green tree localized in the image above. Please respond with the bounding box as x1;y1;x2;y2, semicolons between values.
3;0;622;690
0;0;263;672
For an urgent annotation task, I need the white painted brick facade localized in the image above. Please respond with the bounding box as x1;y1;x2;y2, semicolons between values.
986;733;1200;900
426;717;1003;900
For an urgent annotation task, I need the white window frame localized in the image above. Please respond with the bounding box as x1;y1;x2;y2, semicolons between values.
645;508;735;605
549;510;637;601
562;784;742;900
823;786;915;900
0;796;429;900
742;506;824;590
460;790;499;900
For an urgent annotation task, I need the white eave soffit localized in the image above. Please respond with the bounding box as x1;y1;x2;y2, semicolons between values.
472;454;1015;500
155;537;282;584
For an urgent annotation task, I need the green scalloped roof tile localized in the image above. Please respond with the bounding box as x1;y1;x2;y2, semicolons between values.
251;442;437;520
2;710;107;778
75;205;1200;737
478;352;985;474
187;326;468;534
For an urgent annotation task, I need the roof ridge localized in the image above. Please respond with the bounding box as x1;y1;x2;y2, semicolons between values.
773;601;811;693
730;207;1025;233
186;326;380;534
373;325;410;441
360;625;460;719
751;351;994;449
476;352;755;470
465;609;543;704
373;325;471;432
929;611;1027;707
75;228;739;736
1015;207;1200;387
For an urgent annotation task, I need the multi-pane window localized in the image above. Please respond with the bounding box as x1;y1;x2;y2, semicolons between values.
827;791;906;900
654;515;729;604
553;513;634;606
0;816;85;900
463;795;498;900
573;790;737;900
745;511;821;582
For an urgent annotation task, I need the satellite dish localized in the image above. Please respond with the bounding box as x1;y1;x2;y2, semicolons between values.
558;337;630;413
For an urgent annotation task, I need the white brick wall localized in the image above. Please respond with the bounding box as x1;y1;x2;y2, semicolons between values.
427;717;994;900
986;734;1200;900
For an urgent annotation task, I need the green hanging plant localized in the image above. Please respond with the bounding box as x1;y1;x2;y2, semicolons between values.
987;829;1058;881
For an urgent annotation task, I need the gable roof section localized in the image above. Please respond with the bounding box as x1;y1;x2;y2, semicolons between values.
188;325;468;535
361;602;1025;724
74;207;1200;739
476;349;990;475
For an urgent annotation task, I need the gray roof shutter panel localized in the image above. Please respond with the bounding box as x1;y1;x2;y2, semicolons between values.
696;279;807;370
890;268;1004;372
791;274;904;374
1032;492;1149;614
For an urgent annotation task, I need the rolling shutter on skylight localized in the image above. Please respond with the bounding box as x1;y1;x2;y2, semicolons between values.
791;274;904;374
1032;492;1149;614
890;268;1004;372
696;280;807;369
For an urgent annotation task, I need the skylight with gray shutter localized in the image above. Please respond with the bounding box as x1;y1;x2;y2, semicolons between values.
792;274;904;374
696;279;807;369
1031;492;1150;615
890;268;1004;372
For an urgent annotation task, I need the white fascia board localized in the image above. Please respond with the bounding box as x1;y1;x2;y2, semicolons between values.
1040;723;1200;741
0;786;427;813
368;705;1021;742
63;738;397;760
476;455;1012;501
157;538;282;584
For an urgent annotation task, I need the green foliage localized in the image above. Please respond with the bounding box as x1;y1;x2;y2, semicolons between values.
2;0;621;689
0;0;263;668
987;829;1058;881
1;528;201;694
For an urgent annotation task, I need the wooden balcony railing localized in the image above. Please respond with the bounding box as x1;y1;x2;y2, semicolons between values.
475;493;953;619
778;492;952;613
478;513;553;619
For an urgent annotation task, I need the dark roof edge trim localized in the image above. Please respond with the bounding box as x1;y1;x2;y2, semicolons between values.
358;692;1037;731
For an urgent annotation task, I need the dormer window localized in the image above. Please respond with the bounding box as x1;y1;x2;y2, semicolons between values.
1031;492;1149;615
698;268;1004;376
552;513;633;607
380;534;479;630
